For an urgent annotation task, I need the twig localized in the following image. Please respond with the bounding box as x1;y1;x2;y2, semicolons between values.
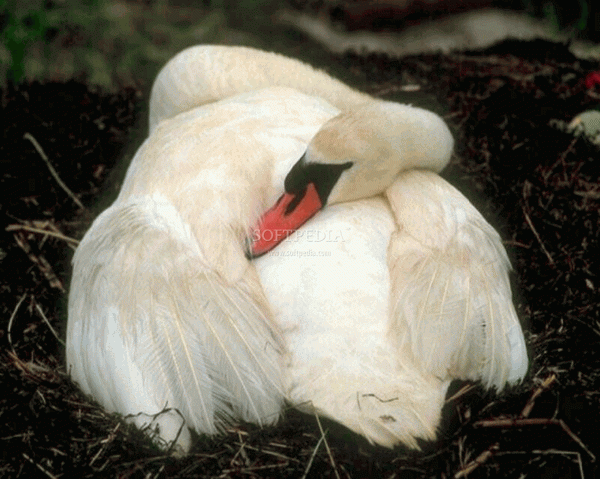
220;463;290;475
455;443;499;478
151;464;166;479
90;423;121;467
574;189;600;199
494;449;585;479
8;350;61;383
502;239;531;249
13;232;65;291
474;418;595;462
521;374;556;418
240;444;300;463
22;453;59;479
35;303;66;346
457;371;593;478
6;224;79;248
300;434;325;479
476;417;553;427
445;383;475;403
551;420;594;463
7;293;27;352
369;83;421;96
230;430;249;467
23;132;85;210
522;207;555;265
314;412;340;479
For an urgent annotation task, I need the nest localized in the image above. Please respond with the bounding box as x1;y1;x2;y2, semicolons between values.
1;40;598;477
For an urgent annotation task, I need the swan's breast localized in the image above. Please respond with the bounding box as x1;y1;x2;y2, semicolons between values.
255;196;396;352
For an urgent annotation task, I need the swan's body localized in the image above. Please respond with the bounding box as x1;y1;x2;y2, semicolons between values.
67;45;527;453
257;195;448;447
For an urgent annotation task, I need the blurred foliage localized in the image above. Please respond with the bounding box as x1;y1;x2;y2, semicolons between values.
523;0;592;37
0;0;597;91
0;0;248;90
1;0;52;83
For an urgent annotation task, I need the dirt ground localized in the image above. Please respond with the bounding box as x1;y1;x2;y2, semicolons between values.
1;2;599;478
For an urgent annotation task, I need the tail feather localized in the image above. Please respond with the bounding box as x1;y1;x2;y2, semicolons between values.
386;171;528;389
67;194;284;448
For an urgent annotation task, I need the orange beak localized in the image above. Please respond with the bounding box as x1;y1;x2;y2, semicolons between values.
248;182;322;258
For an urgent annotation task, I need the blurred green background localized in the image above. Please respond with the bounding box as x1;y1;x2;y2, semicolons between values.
1;0;595;94
0;0;345;93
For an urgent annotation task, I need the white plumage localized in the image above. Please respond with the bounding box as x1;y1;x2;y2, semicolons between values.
386;172;527;388
66;45;527;453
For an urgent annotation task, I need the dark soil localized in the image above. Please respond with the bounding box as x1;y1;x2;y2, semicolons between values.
1;39;599;478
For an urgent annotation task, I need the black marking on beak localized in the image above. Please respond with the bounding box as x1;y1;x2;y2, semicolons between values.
284;153;353;207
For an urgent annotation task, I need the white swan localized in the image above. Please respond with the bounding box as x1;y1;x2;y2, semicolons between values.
66;45;527;453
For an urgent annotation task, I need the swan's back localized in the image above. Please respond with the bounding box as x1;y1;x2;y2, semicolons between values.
121;87;339;262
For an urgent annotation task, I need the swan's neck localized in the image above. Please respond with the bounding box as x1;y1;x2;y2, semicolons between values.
379;101;454;173
149;45;372;132
312;101;454;204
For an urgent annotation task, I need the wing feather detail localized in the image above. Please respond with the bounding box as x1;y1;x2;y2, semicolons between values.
67;194;284;448
386;170;528;389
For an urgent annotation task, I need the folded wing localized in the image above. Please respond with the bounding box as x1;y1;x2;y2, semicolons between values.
67;194;284;449
386;170;528;389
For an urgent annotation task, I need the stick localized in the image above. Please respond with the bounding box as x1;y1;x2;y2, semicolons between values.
522;208;554;265
35;303;66;346
23;132;85;210
7;293;27;352
455;443;499;478
22;453;59;479
474;418;595;462
300;435;325;479
6;224;79;248
521;374;556;418
314;413;340;479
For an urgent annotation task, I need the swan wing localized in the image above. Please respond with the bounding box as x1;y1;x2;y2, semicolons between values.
386;170;528;389
67;195;284;448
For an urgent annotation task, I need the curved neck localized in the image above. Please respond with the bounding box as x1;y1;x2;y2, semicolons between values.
149;45;372;132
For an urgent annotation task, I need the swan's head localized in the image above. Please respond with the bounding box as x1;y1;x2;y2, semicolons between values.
248;102;454;257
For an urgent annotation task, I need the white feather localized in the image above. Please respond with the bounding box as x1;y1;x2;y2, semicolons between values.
67;194;285;447
67;86;339;451
255;198;450;448
148;45;371;132
386;170;528;389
